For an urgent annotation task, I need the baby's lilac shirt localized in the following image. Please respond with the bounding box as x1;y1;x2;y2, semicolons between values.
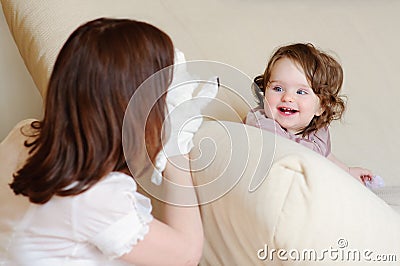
245;108;331;157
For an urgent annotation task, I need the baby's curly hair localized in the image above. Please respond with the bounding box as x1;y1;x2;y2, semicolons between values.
253;43;346;136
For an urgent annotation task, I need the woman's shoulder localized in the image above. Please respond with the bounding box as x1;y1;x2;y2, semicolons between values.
99;171;136;186
85;172;138;198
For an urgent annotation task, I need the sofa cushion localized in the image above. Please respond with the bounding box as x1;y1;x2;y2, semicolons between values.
0;0;174;97
190;120;400;265
1;0;258;123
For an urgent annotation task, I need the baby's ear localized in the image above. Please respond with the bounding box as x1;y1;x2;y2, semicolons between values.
315;106;325;117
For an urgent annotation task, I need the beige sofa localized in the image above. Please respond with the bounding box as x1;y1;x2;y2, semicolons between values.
1;0;400;265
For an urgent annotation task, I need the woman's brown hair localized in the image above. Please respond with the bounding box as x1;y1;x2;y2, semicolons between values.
253;43;346;136
10;18;175;204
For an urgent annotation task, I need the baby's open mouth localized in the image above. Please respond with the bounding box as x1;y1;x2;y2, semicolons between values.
278;107;298;115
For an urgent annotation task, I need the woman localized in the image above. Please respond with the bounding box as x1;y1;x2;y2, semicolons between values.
1;17;203;265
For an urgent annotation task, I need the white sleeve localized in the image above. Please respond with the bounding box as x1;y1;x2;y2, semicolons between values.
76;172;153;259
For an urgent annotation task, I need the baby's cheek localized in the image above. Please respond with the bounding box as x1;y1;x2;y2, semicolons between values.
263;100;274;117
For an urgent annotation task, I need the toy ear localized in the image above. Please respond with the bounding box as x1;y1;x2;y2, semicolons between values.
251;76;264;108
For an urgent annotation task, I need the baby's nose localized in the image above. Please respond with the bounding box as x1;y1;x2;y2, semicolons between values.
281;92;295;102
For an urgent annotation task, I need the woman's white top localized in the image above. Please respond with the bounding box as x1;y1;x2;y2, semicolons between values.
0;170;153;266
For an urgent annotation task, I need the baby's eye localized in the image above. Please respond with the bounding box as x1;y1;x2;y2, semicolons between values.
272;86;283;92
297;89;308;95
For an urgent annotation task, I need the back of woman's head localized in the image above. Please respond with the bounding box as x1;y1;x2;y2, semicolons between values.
10;18;175;203
254;43;346;135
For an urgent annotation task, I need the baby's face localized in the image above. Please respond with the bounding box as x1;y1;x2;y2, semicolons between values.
264;58;323;134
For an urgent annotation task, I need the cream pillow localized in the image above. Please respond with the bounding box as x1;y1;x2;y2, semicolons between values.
1;0;257;120
0;0;173;97
190;121;400;265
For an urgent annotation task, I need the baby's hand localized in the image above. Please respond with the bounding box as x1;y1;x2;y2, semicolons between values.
364;175;385;189
348;167;373;184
